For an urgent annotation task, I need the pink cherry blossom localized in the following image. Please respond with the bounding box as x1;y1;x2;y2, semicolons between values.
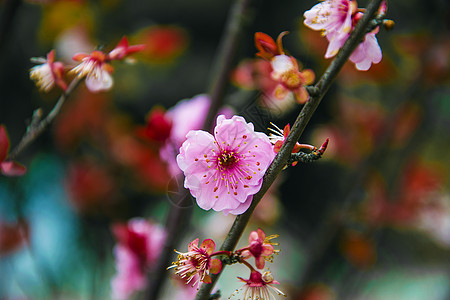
0;125;26;176
304;0;357;58
349;28;382;70
30;50;67;92
304;0;383;71
168;238;222;289
239;228;278;270
177;115;275;215
71;50;114;92
230;270;286;300
111;218;166;300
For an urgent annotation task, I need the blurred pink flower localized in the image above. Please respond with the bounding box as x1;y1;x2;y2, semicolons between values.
177;115;275;215
0;125;26;176
168;238;222;289
71;50;114;92
231;270;285;300
159;94;232;177
111;219;166;300
29;49;67;92
239;228;278;269
108;36;145;61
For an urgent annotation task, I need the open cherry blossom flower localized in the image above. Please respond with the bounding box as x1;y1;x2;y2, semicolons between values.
71;50;114;92
254;32;315;103
0;125;26;176
238;228;279;269
303;0;383;71
168;238;222;289
30;49;67;92
177;115;275;215
111;218;166;300
71;36;144;92
270;54;315;104
230;270;286;300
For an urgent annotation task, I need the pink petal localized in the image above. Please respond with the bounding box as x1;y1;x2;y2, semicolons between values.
188;238;200;251
200;239;216;255
261;244;274;256
85;70;113;92
209;258;222;274
257;228;266;240
1;161;26;176
255;256;266;269
221;195;253;216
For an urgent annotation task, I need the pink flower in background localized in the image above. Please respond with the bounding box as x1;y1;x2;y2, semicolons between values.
303;0;383;71
177;115;275;215
111;219;166;300
159;95;233;177
168;238;222;289
71;50;114;92
239;229;278;270
270;54;315;104
29;49;67;92
0;125;26;176
230;270;285;299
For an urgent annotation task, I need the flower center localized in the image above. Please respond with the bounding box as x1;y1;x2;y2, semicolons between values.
218;151;238;168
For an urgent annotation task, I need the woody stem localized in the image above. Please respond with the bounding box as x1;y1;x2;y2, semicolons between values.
7;77;82;160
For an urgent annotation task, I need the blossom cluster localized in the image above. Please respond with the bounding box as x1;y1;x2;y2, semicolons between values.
30;36;144;93
304;0;386;70
169;228;286;299
254;31;315;104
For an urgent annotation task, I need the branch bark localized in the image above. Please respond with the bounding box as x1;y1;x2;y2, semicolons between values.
7;77;82;160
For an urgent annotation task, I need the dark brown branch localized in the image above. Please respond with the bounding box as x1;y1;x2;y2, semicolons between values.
195;0;385;298
7;77;82;160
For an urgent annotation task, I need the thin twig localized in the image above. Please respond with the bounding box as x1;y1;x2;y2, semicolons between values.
195;0;385;298
7;77;82;160
202;0;253;130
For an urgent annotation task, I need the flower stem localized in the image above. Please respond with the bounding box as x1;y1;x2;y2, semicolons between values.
211;250;232;257
7;77;82;160
194;0;385;299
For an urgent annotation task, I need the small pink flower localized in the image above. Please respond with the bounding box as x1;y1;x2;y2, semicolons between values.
304;0;383;71
108;36;145;61
177;115;275;215
71;50;114;92
239;228;279;269
349;28;382;71
270;54;315;104
111;218;166;300
0;125;26;176
231;270;286;300
30;49;67;92
168;238;222;289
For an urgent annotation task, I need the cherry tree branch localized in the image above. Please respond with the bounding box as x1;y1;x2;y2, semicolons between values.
7;77;82;160
195;0;385;298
